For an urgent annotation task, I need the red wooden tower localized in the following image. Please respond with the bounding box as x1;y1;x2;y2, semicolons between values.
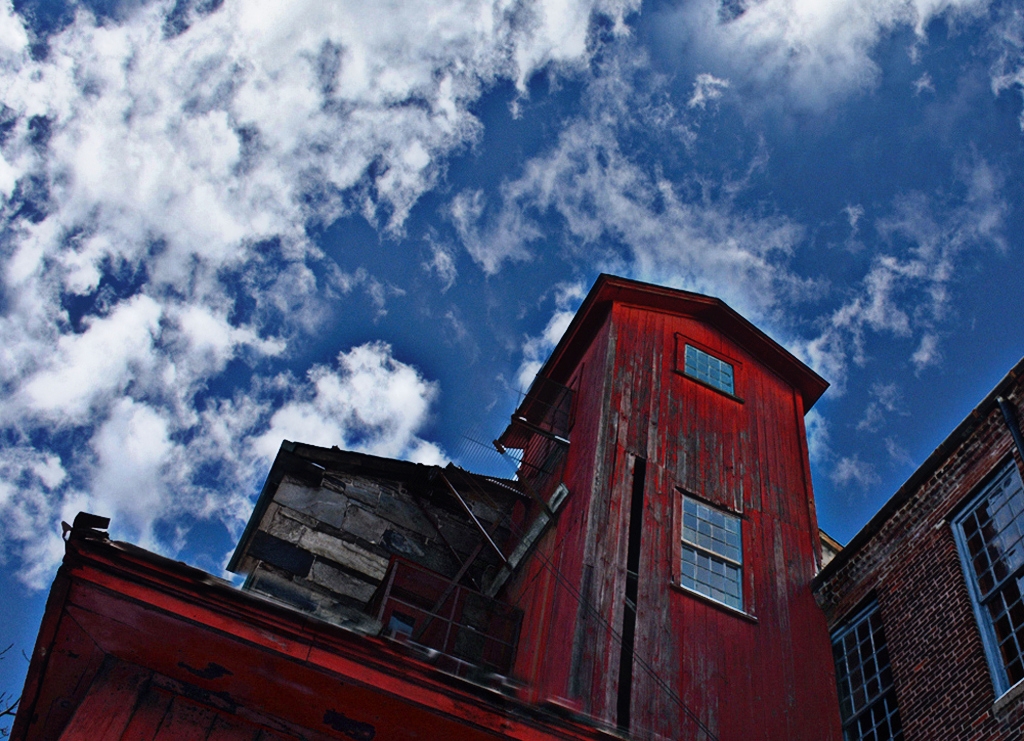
498;275;843;739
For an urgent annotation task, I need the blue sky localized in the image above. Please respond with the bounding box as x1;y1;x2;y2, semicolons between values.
2;0;1024;710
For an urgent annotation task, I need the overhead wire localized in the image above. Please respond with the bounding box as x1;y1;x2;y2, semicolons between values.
447;431;721;741
448;446;717;741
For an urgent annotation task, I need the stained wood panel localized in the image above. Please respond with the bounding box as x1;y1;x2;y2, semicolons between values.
58;659;149;740
119;685;174;741
505;293;843;740
32;610;108;740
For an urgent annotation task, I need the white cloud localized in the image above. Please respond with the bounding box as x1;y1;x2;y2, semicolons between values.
831;455;880;490
516;282;586;391
804;407;831;465
0;0;639;586
911;332;941;371
844;204;865;234
0;445;72;584
885;436;915;468
89;398;176;543
990;4;1024;129
913;72;936;94
856;381;905;432
255;342;446;465
667;0;988;109
454;59;815;320
18;294;163;422
797;156;1006;391
424;241;459;292
688;72;730;109
450;187;540;275
450;43;1004;407
175;304;285;375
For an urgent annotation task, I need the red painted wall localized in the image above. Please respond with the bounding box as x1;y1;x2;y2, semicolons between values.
16;534;624;741
505;309;616;707
505;299;843;740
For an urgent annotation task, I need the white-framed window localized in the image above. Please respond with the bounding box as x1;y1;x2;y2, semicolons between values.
683;344;735;396
831;601;903;741
680;496;742;610
953;460;1024;695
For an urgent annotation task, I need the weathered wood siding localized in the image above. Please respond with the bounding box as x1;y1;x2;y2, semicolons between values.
17;534;626;741
506;301;842;740
504;309;616;706
231;450;520;631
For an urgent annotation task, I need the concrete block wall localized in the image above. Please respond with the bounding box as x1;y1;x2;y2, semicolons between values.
815;367;1024;740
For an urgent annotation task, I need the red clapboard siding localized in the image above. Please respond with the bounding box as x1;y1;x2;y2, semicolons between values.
503;281;843;741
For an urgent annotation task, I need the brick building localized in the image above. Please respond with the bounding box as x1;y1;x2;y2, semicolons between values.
13;274;876;740
814;359;1024;740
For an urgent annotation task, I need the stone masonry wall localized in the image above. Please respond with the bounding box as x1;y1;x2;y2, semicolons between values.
240;468;506;629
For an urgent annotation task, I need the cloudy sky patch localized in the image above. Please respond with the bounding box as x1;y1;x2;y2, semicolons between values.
3;0;1024;710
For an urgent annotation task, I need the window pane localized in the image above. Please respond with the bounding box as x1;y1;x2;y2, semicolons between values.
680;495;743;611
962;466;1024;599
682;497;743;565
831;602;903;741
680;545;742;610
956;462;1024;692
683;344;735;395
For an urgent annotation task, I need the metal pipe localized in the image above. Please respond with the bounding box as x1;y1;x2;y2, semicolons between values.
438;472;508;565
997;397;1024;464
510;415;570;446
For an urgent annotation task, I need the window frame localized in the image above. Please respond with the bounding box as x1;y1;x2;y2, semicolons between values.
677;493;744;612
951;458;1024;698
673;334;743;401
830;599;903;741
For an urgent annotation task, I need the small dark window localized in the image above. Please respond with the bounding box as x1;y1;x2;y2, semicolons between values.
387;611;416;639
680;496;742;610
831;601;903;741
683;344;735;395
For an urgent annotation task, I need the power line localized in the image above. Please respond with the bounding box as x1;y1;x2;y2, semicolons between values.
449;435;721;741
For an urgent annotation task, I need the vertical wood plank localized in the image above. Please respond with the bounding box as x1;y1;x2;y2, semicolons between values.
58;659;149;740
151;696;217;741
119;685;174;741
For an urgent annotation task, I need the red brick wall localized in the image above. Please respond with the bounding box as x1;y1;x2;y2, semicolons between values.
815;374;1024;740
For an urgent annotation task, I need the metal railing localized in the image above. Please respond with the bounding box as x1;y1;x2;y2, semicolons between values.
366;557;522;677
